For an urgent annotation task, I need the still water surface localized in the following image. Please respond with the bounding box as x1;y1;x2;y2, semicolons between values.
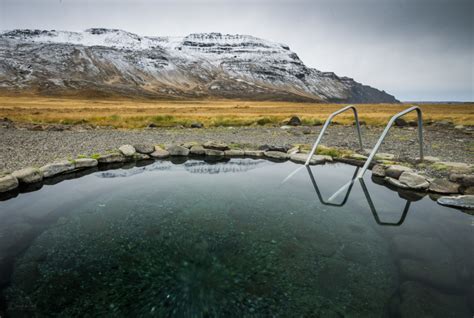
0;159;472;317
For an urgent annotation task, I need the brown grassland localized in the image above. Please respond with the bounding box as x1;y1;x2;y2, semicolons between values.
0;96;472;129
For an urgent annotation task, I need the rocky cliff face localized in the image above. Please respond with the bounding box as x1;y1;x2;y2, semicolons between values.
0;29;398;102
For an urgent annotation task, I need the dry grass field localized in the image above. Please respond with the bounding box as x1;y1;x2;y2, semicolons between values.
0;96;472;129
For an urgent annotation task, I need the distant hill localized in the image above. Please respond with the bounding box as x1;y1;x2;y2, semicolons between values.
0;28;399;103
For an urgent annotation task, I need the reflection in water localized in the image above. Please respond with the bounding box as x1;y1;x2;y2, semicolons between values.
184;159;267;174
306;166;411;226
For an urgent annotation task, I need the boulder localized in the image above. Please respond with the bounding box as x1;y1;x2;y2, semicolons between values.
74;158;98;169
258;144;292;152
118;145;136;156
190;122;203;128
437;195;474;210
133;153;150;161
264;151;289;160
348;153;368;160
429;179;460;194
0;174;19;192
371;164;386;177
189;145;206;155
398;172;430;190
133;144;155;154
12;167;43;184
204;149;224;157
224;149;245;156
203;141;230;151
286;116;301;126
166;145;190;156
385;165;413;179
286;146;300;154
97;153;126;164
40;161;75;178
150;146;170;159
437;161;472;173
244;150;264;157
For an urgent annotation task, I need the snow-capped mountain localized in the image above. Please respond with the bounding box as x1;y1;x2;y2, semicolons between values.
0;28;398;102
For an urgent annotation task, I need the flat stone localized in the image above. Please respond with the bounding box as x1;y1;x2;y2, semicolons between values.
12;167;43;184
118;145;136;156
182;141;200;149
429;179;460;194
371;164;386;177
398;281;470;318
205;149;224;156
385;165;413;179
0;174;19;192
286;146;300;154
224;149;244;156
417;156;440;163
150;146;170;158
166;145;190;156
133;144;154;154
74;158;98;169
398;172;430;190
449;173;474;187
375;153;395;160
289;153;328;165
437;195;474;210
189;145;206;155
399;259;461;291
203;141;229;151
437;161;472;173
244;150;264;157
40;160;75;178
348;153;368;160
264;151;289;160
133;153;150;160
258;144;292;152
97;153;126;164
385;177;410;189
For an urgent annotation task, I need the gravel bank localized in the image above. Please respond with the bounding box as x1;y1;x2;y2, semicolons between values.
0;125;472;171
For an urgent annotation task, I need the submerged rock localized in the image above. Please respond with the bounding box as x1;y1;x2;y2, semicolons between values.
437;195;474;210
12;167;43;184
40;161;75;178
397;281;470;318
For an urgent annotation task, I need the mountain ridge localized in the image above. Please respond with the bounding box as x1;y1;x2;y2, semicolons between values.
0;28;399;103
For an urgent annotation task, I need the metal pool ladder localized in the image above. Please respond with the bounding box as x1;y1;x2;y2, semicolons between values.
356;106;423;179
305;105;424;178
304;105;363;166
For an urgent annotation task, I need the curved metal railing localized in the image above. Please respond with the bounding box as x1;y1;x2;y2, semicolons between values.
305;105;363;166
357;106;423;179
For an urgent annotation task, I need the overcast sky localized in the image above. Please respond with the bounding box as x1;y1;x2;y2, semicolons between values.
1;0;473;101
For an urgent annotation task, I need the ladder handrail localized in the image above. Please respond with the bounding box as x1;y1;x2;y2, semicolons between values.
357;106;423;179
305;105;363;166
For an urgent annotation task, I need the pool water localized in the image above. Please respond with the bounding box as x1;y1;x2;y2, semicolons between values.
0;159;472;317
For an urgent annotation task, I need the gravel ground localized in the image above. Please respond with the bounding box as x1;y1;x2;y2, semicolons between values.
0;125;472;171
